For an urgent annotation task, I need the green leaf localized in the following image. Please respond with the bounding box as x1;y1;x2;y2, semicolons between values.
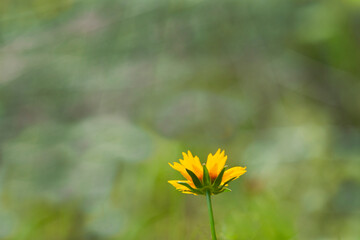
212;167;226;188
214;187;231;195
214;189;224;195
202;164;211;186
186;169;203;188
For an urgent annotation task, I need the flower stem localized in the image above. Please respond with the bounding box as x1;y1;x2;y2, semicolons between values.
206;190;217;240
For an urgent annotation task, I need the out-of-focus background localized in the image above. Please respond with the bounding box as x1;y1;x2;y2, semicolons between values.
1;0;360;239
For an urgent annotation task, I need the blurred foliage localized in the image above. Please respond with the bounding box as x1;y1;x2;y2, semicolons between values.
0;0;360;239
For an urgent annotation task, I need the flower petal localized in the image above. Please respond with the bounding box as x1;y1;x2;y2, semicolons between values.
221;166;247;185
168;162;191;181
168;180;189;191
206;149;228;180
179;151;203;180
168;180;197;195
206;149;221;170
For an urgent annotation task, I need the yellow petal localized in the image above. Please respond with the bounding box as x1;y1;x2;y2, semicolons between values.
206;149;228;180
206;149;220;173
191;156;203;179
187;150;194;158
179;151;203;180
206;153;214;171
168;180;189;191
168;180;197;195
221;166;247;185
168;162;191;181
182;191;197;195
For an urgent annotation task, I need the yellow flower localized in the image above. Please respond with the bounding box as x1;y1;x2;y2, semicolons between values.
168;149;246;195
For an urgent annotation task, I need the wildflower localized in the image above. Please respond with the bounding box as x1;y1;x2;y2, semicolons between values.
168;149;246;240
168;149;246;195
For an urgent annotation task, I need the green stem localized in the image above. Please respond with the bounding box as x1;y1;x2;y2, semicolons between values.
206;190;217;240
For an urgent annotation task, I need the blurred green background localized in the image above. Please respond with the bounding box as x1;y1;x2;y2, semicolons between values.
1;0;360;239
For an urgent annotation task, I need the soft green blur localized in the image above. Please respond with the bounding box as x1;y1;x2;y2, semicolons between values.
1;0;360;239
